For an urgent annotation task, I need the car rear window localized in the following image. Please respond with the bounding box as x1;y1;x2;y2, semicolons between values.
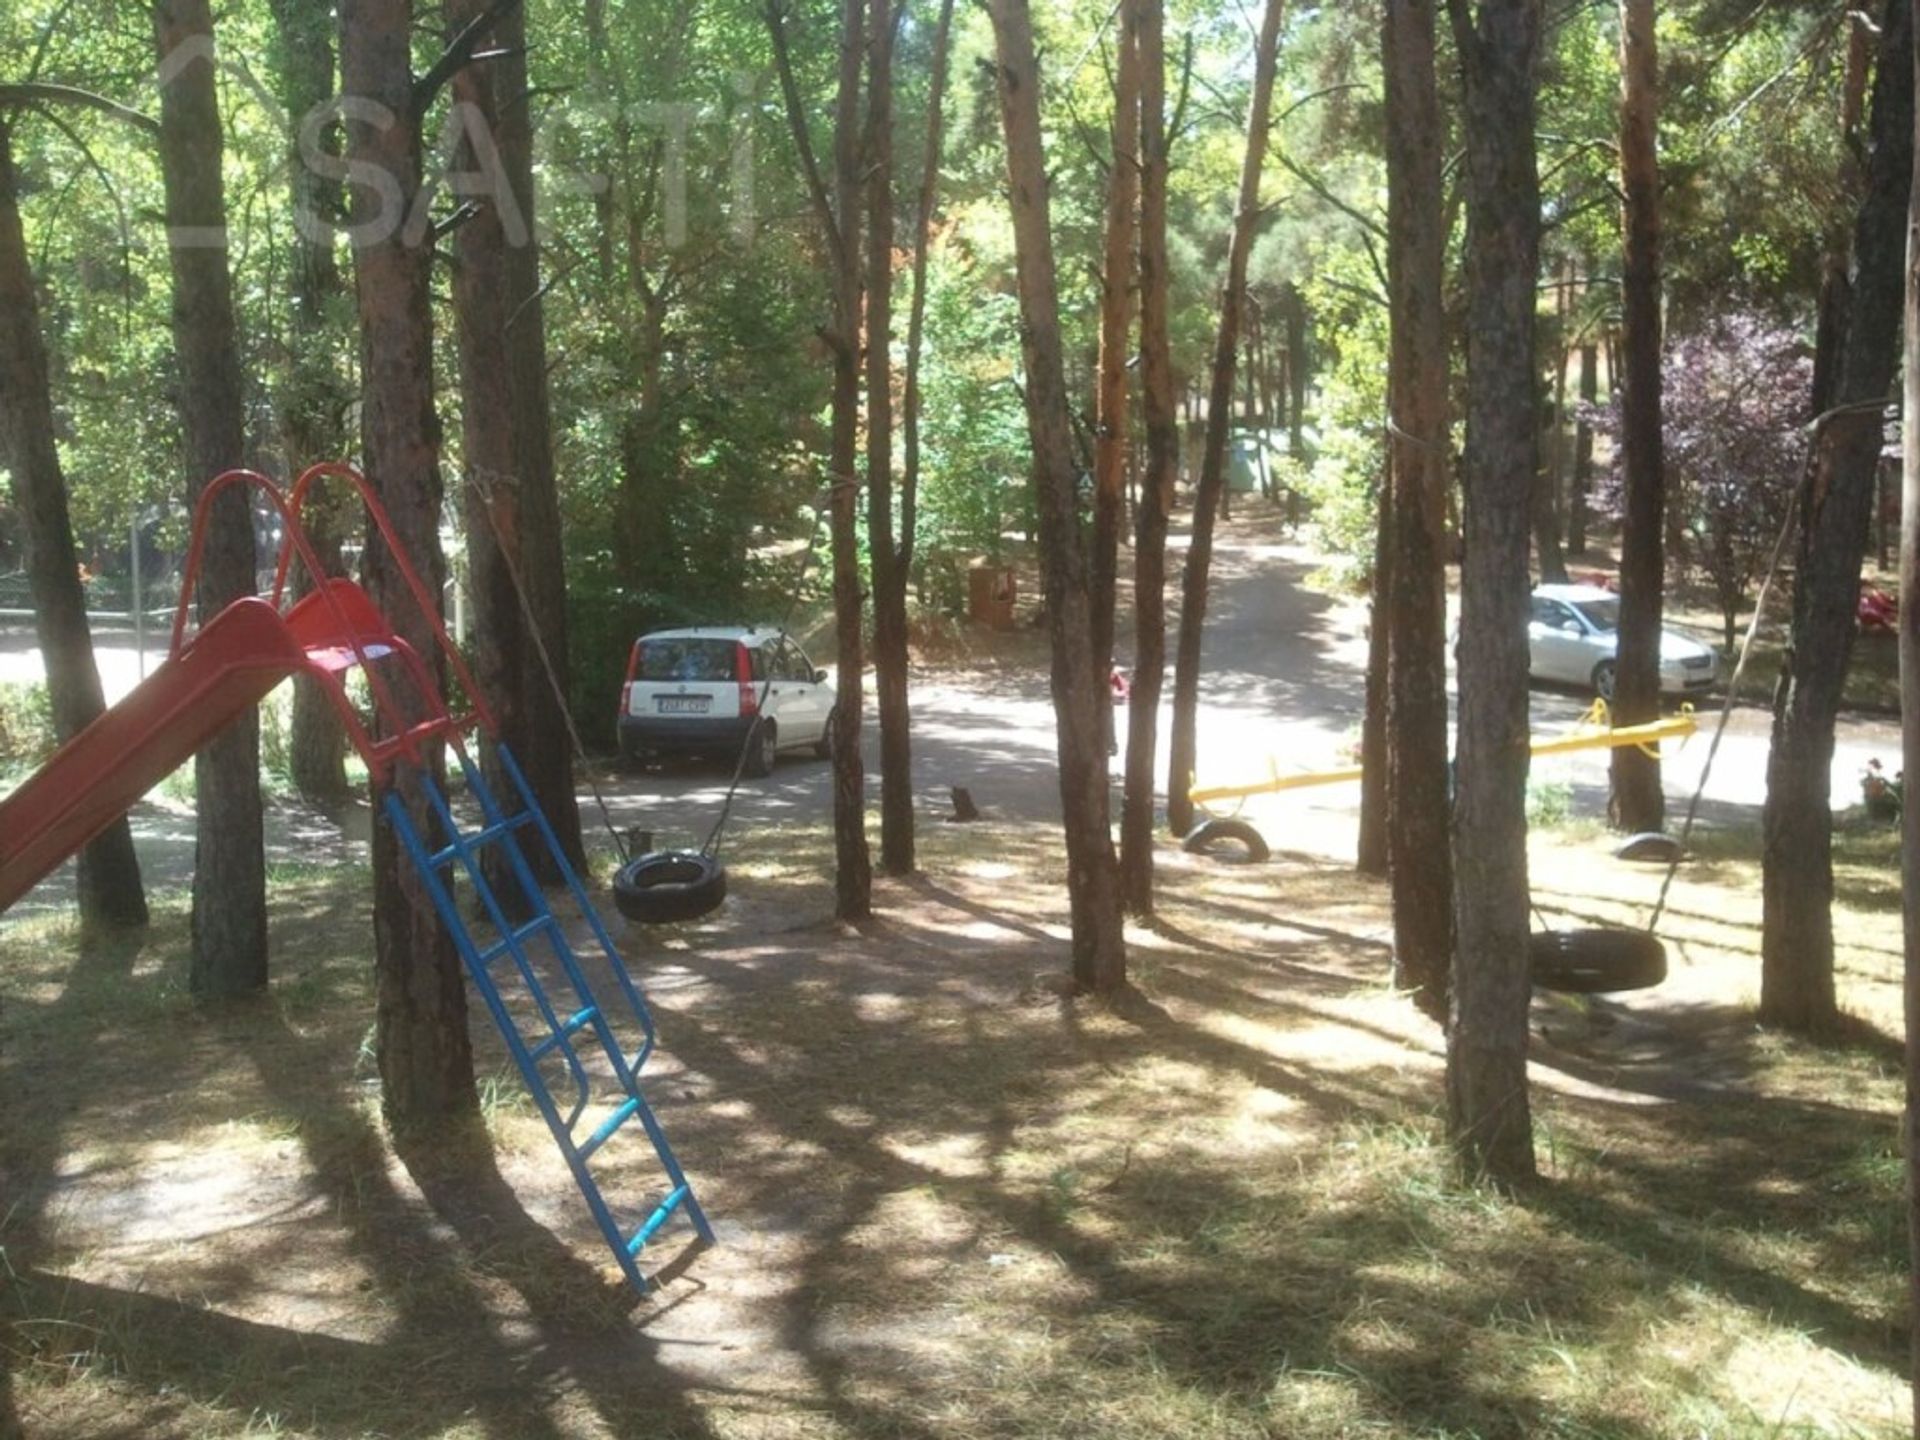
637;638;737;682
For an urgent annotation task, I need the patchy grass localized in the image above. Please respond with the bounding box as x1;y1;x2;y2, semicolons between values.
2;805;1909;1438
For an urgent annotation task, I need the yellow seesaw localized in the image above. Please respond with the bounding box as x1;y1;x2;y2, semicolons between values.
1187;700;1696;807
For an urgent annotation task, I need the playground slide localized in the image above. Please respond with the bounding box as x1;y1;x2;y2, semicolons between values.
0;598;308;917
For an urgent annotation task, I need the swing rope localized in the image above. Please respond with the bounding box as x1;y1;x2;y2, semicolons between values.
466;470;834;869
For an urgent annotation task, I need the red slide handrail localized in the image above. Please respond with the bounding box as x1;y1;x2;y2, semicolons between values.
281;461;496;734
170;464;497;767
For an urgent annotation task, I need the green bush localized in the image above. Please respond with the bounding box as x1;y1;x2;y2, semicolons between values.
0;681;55;775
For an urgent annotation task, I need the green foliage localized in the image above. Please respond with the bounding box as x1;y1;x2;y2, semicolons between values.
912;242;1032;574
0;680;55;777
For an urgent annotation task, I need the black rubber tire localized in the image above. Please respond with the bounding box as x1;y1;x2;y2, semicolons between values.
612;851;728;925
1592;659;1617;702
743;719;777;778
812;708;834;760
1529;928;1666;994
1181;817;1271;863
1614;831;1686;864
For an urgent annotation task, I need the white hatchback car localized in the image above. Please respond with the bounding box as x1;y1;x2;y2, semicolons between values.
618;626;835;776
1528;584;1718;700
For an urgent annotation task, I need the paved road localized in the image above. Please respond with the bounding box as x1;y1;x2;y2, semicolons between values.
0;518;1899;914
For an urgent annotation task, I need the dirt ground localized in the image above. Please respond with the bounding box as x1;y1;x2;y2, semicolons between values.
2;504;1911;1438
2;789;1909;1439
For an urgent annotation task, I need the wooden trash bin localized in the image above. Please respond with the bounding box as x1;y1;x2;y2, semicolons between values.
968;563;1017;630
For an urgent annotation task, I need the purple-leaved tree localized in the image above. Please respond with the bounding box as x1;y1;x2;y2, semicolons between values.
1587;311;1811;652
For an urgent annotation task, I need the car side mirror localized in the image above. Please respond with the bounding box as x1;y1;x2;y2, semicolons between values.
813;667;829;685
1559;619;1582;635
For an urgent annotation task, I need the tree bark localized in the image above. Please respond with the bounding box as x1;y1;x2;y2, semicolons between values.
1383;0;1453;1021
1898;11;1920;1409
1761;0;1912;1036
868;0;915;877
153;0;269;1001
1091;3;1140;759
492;3;584;876
987;0;1126;990
1445;0;1542;1186
446;0;531;906
266;0;353;805
1123;0;1174;917
767;0;873;920
1568;335;1595;554
1357;460;1391;877
1609;0;1666;832
1533;265;1570;583
1281;279;1309;471
1164;0;1285;837
444;0;581;897
0;119;147;928
340;0;478;1133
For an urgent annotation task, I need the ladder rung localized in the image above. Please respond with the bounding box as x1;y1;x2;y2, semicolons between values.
430;810;540;867
627;1184;690;1255
528;1005;600;1064
577;1097;640;1162
476;913;556;967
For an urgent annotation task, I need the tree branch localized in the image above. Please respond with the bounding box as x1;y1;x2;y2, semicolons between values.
0;83;158;136
765;0;841;260
413;0;524;119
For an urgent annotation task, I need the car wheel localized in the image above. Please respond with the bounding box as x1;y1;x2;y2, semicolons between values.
812;707;835;760
1591;659;1617;703
743;719;777;778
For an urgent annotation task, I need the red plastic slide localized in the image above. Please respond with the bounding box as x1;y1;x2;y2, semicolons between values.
0;599;305;915
0;463;491;920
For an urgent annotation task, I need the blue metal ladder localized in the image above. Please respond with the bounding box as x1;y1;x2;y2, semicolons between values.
384;741;713;1293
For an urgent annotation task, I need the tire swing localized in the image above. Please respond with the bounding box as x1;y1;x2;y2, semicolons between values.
1182;816;1271;863
469;471;829;929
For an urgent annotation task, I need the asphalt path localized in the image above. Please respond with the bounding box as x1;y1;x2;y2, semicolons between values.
0;519;1900;914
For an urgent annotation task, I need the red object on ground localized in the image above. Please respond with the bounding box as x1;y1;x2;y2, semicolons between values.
0;464;487;917
1858;584;1897;633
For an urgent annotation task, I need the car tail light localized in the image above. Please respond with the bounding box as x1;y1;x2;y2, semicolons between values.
621;643;640;718
736;642;758;717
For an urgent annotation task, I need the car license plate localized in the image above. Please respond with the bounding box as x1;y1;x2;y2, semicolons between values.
657;696;710;714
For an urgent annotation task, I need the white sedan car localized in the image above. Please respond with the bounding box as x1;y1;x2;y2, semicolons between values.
1528;584;1718;700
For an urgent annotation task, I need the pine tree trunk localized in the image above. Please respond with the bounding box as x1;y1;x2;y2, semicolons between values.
1123;0;1173;916
0;120;147;928
492;4;584;874
1532;266;1571;583
1609;0;1666;832
1445;0;1541;1187
987;0;1126;990
1897;39;1920;1414
154;0;269;1000
1383;0;1453;1021
1568;336;1595;554
1762;0;1912;1036
267;0;353;805
868;0;915;877
1164;0;1285;837
1091;6;1140;762
1357;460;1392;877
340;0;477;1134
446;0;535;907
1281;279;1309;467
